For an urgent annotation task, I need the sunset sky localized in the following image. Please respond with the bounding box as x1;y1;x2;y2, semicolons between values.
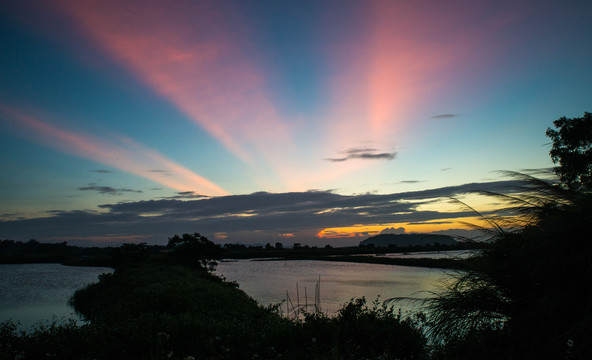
1;0;590;246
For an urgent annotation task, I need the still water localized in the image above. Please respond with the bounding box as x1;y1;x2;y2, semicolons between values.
0;259;457;327
215;259;456;316
0;263;112;329
369;249;477;259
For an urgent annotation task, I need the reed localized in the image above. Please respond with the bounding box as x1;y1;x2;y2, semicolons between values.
423;172;592;359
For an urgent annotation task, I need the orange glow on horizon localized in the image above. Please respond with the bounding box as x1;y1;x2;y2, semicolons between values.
316;216;488;239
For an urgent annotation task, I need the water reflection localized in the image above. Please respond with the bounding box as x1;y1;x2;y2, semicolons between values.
370;249;477;259
0;264;112;329
216;259;456;316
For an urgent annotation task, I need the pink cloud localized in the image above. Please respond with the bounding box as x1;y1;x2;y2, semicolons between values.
52;0;291;164
323;0;509;148
0;104;228;196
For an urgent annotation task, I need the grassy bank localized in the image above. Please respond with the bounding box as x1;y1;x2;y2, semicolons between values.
0;259;427;360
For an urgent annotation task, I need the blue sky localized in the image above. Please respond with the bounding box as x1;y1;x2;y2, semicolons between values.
0;0;590;246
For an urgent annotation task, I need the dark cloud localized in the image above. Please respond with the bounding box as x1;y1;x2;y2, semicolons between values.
91;169;111;174
398;180;424;184
431;114;459;119
325;157;348;162
0;180;527;245
440;168;452;171
147;169;172;176
0;212;26;221
325;147;397;162
78;185;143;195
346;148;378;154
406;220;455;225
163;191;209;200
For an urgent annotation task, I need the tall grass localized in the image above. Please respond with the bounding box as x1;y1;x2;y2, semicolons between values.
424;172;592;359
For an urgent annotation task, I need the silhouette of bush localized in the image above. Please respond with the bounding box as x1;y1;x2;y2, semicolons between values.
427;174;592;359
167;233;223;269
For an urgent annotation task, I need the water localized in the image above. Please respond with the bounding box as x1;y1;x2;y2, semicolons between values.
215;259;456;316
0;258;457;327
369;249;477;259
0;263;112;329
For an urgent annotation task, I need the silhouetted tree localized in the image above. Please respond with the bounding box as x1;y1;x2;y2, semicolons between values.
167;233;223;270
113;242;150;265
546;112;592;190
274;242;283;249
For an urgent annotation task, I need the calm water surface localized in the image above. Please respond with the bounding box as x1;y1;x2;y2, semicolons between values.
0;263;112;329
215;259;456;316
371;249;477;259
1;259;457;327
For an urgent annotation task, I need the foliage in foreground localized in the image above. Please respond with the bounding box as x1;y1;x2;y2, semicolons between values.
424;173;592;359
1;260;426;360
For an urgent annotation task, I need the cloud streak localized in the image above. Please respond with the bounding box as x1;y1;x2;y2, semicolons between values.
325;147;397;162
0;104;228;196
78;185;142;195
0;179;525;245
431;114;460;119
53;0;290;164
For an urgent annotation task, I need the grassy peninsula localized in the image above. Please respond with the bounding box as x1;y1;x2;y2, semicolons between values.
0;252;427;360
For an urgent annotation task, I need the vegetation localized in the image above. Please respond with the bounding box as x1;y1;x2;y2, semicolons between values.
546;112;592;190
1;255;427;359
423;173;592;356
0;236;480;269
2;113;591;358
2;177;591;358
166;232;224;269
223;242;481;262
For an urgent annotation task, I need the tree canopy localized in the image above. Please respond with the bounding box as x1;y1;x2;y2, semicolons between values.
546;112;592;190
167;232;223;269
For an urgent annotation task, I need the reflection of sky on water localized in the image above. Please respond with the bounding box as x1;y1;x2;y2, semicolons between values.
0;264;112;329
370;249;478;259
216;260;456;316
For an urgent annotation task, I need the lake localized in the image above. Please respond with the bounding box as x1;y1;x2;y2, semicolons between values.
0;263;112;329
215;259;456;317
370;249;477;259
0;257;457;327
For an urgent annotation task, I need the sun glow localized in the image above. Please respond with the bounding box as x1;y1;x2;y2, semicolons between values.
316;216;487;239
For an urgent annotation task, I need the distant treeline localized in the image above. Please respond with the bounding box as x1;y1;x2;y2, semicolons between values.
222;241;482;260
0;237;482;268
0;239;118;266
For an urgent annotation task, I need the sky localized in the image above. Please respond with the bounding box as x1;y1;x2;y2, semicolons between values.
0;0;590;246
